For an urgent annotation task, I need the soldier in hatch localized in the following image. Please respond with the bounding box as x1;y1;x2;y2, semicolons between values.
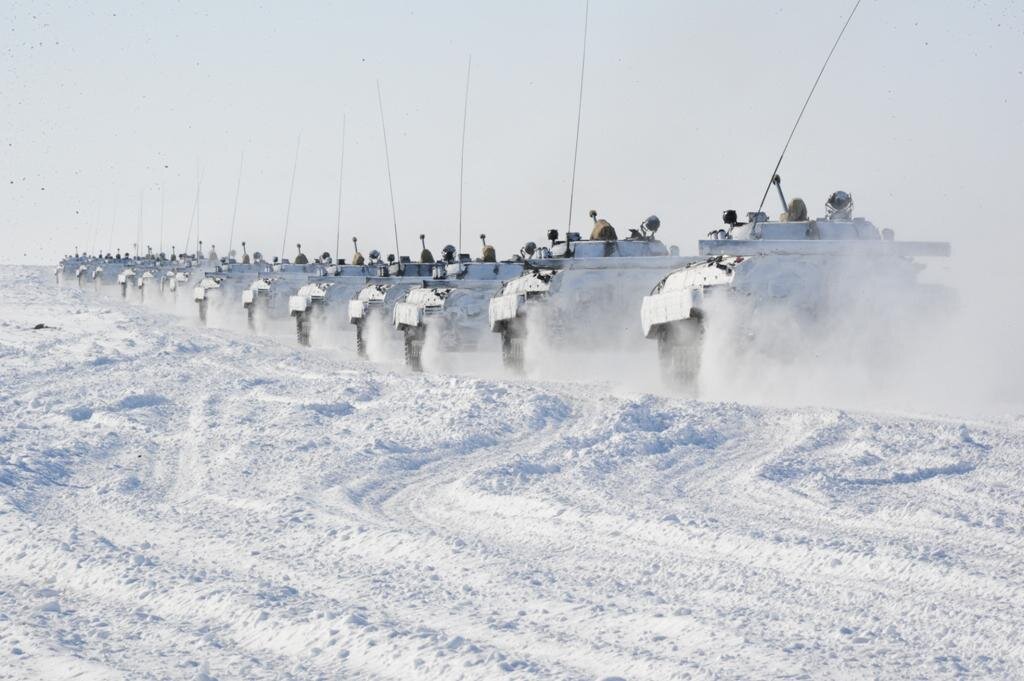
419;235;434;264
781;198;808;222
351;237;365;265
479;234;496;262
589;210;617;240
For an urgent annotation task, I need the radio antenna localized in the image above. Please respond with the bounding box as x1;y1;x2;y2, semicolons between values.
457;54;472;253
335;115;347;263
377;80;401;261
159;183;165;256
279;133;302;264
195;159;202;257
566;0;590;232
90;199;102;255
136;190;144;258
755;0;863;216
183;163;204;255
227;151;244;259
107;200;118;253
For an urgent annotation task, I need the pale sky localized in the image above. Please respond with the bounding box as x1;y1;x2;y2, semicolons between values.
3;0;1023;269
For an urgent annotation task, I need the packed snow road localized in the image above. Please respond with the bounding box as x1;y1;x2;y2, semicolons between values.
1;266;1023;680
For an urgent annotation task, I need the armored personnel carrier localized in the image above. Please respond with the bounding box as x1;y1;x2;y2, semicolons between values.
346;254;438;357
137;268;157;300
162;260;195;294
57;254;87;284
287;254;381;346
193;258;270;324
392;246;524;371
641;189;952;385
73;261;90;286
242;259;331;330
487;212;697;371
116;266;137;298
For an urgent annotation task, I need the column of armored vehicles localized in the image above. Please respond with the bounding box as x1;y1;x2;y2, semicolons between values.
58;180;951;386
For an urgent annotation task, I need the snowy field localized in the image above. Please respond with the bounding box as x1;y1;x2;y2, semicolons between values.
2;265;1023;680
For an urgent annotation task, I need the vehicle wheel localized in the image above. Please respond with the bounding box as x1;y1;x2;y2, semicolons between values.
354;320;367;358
120;283;127;298
657;316;703;386
404;326;425;372
198;299;208;323
246;303;256;331
500;319;526;373
296;312;311;346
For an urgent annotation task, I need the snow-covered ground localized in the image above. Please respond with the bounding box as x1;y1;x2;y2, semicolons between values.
2;266;1023;680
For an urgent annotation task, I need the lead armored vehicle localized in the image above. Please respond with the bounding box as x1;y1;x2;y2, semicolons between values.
641;188;952;385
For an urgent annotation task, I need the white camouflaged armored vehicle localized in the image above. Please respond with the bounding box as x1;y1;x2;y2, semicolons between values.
487;214;697;371
640;190;952;385
287;260;381;346
392;251;525;371
241;260;327;330
116;266;137;298
162;260;195;294
193;259;270;324
346;256;438;357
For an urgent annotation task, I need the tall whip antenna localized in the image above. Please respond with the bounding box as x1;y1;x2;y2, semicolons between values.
107;201;118;253
566;0;590;231
335;115;347;263
183;163;204;255
377;80;401;261
195;159;202;257
159;183;165;255
458;54;472;253
90;200;102;254
228;151;244;259
279;133;302;264
755;0;863;215
136;190;144;257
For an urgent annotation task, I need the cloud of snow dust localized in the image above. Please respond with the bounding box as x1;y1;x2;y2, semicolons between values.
364;310;403;364
692;252;1024;417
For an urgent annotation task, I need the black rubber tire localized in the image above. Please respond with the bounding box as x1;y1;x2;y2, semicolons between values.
246;303;256;331
120;283;127;298
354;320;367;358
404;327;425;372
657;317;703;387
198;299;208;323
296;312;311;346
